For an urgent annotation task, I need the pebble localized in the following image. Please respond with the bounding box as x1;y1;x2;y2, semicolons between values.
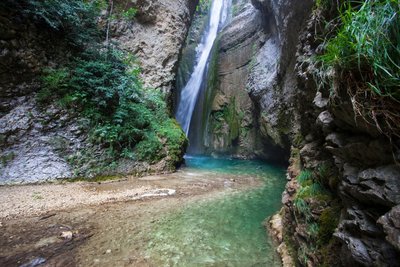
60;231;73;240
106;249;112;254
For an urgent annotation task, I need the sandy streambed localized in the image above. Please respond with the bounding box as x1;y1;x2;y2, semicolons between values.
0;168;260;267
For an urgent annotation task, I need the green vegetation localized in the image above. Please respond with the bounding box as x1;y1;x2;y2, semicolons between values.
293;167;341;264
39;49;186;165
121;7;137;20
196;0;211;14
32;192;44;200
3;0;187;173
315;0;331;10
318;206;340;245
0;0;101;46
297;169;313;186
210;99;240;144
0;152;16;167
320;0;400;135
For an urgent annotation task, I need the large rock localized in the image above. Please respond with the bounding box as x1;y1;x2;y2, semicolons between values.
110;0;199;96
378;205;400;251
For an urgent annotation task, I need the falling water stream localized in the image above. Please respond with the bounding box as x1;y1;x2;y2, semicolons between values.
176;0;229;136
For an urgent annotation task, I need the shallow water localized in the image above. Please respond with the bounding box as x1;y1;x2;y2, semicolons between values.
145;156;286;267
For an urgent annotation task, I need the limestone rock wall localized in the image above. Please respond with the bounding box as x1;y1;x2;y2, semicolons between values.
203;1;263;158
110;0;199;98
227;0;400;266
266;3;400;266
0;0;197;184
203;0;311;161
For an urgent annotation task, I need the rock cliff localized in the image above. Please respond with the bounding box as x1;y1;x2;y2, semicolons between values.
109;0;198;97
198;0;304;161
244;0;400;266
0;0;197;184
202;0;263;158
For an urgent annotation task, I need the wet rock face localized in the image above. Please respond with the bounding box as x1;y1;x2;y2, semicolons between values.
334;163;400;266
279;7;400;267
204;0;313;161
204;2;264;158
379;205;400;251
247;0;313;150
110;0;199;97
0;15;69;115
267;1;400;265
0;98;77;184
0;12;76;183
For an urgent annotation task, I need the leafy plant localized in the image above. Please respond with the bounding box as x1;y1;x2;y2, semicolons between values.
294;198;311;218
322;0;399;97
39;47;186;167
0;0;102;46
121;7;137;20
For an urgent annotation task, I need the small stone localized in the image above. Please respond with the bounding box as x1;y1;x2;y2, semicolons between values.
313;92;329;109
60;231;73;240
106;249;112;254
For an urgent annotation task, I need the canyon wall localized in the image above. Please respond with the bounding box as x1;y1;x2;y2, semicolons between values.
0;0;197;184
202;0;263;158
245;0;400;266
199;0;304;161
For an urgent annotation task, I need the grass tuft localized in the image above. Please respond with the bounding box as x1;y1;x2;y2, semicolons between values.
319;0;400;137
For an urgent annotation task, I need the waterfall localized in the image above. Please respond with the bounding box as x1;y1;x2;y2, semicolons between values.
176;0;230;139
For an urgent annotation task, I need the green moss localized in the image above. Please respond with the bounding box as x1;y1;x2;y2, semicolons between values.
158;119;188;167
223;98;240;142
319;238;342;267
0;152;15;167
202;37;221;133
318;206;340;245
0;134;6;146
297;170;313;186
293;132;304;147
282;223;298;263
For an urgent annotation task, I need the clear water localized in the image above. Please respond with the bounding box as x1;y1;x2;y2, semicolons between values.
145;156;286;267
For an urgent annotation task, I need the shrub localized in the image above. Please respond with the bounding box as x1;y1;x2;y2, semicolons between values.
39;48;186;165
121;7;138;20
0;0;102;46
135;132;164;162
8;0;186;169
